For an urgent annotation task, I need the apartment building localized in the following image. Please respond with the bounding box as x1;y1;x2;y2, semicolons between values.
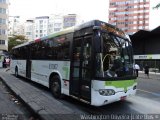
63;14;77;29
48;14;63;34
24;19;34;41
109;0;150;35
0;0;9;51
34;16;49;38
22;14;81;40
8;16;23;36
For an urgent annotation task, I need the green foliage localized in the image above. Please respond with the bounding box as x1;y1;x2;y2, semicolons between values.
153;3;160;9
8;35;27;52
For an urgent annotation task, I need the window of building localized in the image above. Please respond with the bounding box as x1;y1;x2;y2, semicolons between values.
145;10;149;12
26;32;31;35
40;30;43;33
54;28;61;31
0;8;6;14
134;6;138;8
0;40;5;45
134;16;138;19
145;15;149;18
40;34;43;37
145;20;149;23
134;21;137;24
144;4;149;7
0;0;6;3
133;27;137;29
0;29;6;35
112;23;116;26
39;20;43;24
0;18;6;24
44;25;47;28
145;26;149;29
39;25;43;29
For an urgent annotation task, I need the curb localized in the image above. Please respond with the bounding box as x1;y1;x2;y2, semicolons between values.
0;76;43;120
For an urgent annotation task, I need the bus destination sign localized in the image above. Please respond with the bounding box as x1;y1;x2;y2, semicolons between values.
101;23;125;37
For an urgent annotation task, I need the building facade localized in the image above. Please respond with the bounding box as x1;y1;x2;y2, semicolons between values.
48;14;63;34
22;14;81;40
24;19;34;41
109;0;150;35
0;0;9;51
34;16;49;39
130;26;160;72
63;14;77;29
8;16;23;36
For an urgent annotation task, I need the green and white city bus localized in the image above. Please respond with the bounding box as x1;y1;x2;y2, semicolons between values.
10;20;137;106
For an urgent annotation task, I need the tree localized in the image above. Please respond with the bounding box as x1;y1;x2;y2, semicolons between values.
153;3;160;9
8;35;27;52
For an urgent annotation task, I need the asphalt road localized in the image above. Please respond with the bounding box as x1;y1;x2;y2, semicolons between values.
40;73;160;115
1;68;160;120
137;72;160;102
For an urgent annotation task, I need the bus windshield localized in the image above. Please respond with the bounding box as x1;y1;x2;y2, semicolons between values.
95;32;134;78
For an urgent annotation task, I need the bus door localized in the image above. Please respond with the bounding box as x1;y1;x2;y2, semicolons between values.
26;46;31;79
70;36;92;102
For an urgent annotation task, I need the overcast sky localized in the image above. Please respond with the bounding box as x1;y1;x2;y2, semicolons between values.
9;0;109;22
9;0;160;29
149;0;160;29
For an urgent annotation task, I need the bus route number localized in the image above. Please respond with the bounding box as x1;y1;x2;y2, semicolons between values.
49;64;58;69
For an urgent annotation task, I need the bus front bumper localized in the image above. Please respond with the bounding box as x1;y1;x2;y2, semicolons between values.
91;88;136;106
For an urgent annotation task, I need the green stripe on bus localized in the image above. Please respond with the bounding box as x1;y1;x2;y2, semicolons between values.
105;80;137;91
63;66;69;79
47;28;74;39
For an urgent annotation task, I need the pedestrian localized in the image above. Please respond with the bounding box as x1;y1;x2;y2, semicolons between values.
144;64;149;78
5;57;10;67
3;57;6;68
135;64;140;77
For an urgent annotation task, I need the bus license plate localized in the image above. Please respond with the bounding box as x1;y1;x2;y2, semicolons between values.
120;96;127;100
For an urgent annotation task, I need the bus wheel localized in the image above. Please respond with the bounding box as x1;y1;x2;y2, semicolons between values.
50;75;62;98
15;67;18;77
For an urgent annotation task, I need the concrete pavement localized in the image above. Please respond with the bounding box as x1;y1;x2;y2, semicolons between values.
138;71;160;80
0;80;30;120
0;69;80;120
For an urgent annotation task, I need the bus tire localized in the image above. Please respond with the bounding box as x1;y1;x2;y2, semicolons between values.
50;75;62;98
15;67;18;77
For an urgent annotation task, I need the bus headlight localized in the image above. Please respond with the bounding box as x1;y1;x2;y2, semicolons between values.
99;89;115;96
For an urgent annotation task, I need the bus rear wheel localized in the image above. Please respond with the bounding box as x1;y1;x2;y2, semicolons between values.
50;75;62;98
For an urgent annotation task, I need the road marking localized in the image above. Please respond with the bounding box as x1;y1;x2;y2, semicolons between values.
137;89;160;97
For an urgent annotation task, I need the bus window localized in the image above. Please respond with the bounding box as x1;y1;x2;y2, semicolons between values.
95;32;134;78
82;38;92;79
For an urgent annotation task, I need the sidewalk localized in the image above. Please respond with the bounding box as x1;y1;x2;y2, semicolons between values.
0;71;80;120
139;71;160;80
